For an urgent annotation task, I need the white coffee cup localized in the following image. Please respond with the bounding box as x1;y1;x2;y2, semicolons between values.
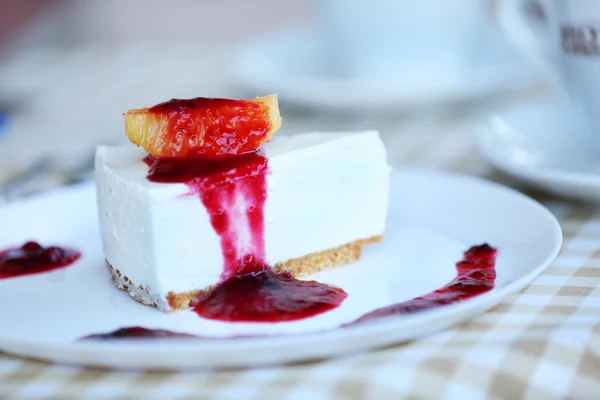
498;0;600;152
316;0;509;81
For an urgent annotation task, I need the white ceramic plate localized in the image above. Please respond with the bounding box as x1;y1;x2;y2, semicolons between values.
227;29;541;111
0;168;561;369
476;97;600;202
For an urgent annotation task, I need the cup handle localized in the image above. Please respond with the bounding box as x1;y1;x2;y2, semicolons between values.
496;0;562;87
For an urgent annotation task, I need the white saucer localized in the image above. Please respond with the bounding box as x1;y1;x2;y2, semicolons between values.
476;97;600;202
228;29;541;110
0;168;561;369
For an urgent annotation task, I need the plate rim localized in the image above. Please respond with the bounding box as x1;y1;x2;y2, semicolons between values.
226;28;541;109
475;100;600;189
0;169;563;369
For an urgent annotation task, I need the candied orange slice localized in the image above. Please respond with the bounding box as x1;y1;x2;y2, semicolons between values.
124;95;281;158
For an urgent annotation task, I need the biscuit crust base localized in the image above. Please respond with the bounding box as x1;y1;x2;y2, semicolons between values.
106;235;383;312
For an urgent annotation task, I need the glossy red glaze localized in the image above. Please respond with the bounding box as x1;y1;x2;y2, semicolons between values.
146;152;268;279
352;244;497;323
192;262;348;322
0;241;80;279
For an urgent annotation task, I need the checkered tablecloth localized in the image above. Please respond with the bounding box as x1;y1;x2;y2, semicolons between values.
1;47;599;399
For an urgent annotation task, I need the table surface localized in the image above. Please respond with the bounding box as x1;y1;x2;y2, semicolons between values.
0;46;599;400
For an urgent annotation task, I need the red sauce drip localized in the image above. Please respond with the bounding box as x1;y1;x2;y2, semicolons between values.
80;327;199;340
145;152;268;278
192;262;347;322
145;155;347;321
0;241;80;279
80;327;272;341
146;97;273;158
84;244;495;338
352;244;497;323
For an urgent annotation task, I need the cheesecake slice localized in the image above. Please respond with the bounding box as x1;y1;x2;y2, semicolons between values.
95;131;390;312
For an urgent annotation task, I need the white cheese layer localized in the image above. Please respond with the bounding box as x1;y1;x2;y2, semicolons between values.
95;131;390;311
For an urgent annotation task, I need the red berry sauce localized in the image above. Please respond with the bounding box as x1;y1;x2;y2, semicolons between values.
80;327;199;340
144;154;347;322
192;262;347;323
82;244;495;339
351;244;497;323
0;241;80;279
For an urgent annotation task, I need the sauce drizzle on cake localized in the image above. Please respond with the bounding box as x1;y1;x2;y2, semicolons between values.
144;154;348;322
0;241;80;279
